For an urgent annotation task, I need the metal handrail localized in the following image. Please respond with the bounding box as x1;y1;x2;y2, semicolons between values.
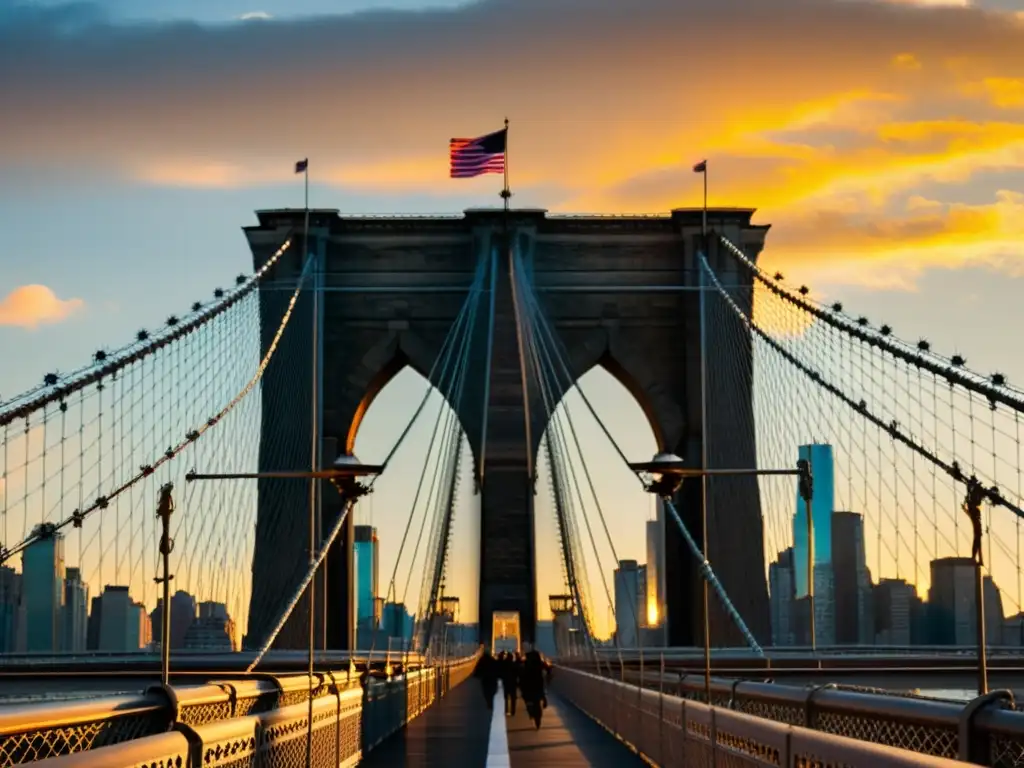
0;691;166;734
553;665;981;766
0;654;482;765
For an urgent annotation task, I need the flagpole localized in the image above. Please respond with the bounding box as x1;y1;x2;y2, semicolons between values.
701;161;707;248
501;117;510;212
301;156;319;768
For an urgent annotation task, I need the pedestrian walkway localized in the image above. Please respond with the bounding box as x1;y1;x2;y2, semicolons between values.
357;677;493;767
505;692;648;767
358;679;646;767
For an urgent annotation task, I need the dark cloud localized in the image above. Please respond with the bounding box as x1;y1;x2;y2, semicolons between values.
0;0;1018;144
1;0;1023;224
0;0;107;30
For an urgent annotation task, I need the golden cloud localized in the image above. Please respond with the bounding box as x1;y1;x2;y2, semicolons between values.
0;285;85;329
891;53;923;71
971;77;1024;108
764;191;1024;288
2;0;1024;286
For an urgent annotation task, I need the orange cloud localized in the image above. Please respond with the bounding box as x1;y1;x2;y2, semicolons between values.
973;77;1024;108
3;0;1024;287
891;53;923;71
764;191;1024;288
0;285;85;329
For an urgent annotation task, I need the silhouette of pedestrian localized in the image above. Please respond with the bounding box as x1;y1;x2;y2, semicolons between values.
519;646;548;729
499;651;519;716
963;476;986;566
473;648;499;709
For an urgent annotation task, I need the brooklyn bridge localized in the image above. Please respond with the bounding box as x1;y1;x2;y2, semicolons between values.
1;206;1022;766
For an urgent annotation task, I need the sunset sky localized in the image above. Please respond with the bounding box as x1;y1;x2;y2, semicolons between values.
2;0;1024;641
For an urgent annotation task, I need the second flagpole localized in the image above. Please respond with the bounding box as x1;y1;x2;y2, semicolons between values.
501;117;510;212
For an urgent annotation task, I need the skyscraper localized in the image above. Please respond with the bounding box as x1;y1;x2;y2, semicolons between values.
62;567;88;653
97;586;147;651
382;602;414;642
646;505;665;628
831;512;874;645
183;602;236;651
354;526;379;628
769;548;796;646
86;595;103;650
873;578;922;645
614;560;643;647
21;526;65;653
151;590;197;649
0;566;22;653
928;557;1004;645
793;444;835;645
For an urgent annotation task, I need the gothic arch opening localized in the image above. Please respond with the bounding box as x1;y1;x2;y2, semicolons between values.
349;364;479;645
534;364;661;651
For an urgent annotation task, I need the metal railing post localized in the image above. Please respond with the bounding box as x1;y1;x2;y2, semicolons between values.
659;652;665;765
975;560;989;695
154;484;175;688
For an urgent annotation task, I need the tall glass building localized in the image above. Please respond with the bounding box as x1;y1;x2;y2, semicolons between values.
62;567;89;652
0;566;22;653
793;444;835;645
646;502;665;628
792;444;834;596
22;527;65;653
354;526;379;628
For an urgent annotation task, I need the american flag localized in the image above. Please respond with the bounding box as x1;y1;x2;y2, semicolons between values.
449;128;507;178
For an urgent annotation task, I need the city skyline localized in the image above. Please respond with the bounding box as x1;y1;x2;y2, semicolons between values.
0;541;238;653
3;0;1024;646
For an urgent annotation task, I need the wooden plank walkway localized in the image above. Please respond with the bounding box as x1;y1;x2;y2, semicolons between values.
506;692;648;767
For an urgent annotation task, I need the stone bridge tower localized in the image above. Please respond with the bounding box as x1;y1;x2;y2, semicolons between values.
243;207;771;650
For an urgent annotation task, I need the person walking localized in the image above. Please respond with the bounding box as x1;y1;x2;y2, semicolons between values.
473;647;499;709
519;646;548;729
499;651;520;716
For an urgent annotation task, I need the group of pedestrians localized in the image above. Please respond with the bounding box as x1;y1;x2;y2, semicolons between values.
473;645;552;728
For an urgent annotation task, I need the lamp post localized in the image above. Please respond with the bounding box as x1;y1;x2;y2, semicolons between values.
549;594;574;658
187;452;380;768
440;595;460;667
567;627;580;658
628;451;812;704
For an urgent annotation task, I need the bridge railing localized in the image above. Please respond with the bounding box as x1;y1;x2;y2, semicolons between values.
552;665;977;767
561;664;1024;765
1;655;479;766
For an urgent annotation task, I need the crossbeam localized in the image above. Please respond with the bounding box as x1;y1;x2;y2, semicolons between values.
185;469;383;481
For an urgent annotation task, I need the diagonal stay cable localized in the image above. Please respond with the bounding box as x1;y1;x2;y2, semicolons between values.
525;306;605;665
248;492;357;670
2;250;312;564
417;281;483;641
717;235;1024;413
367;258;485;657
513;250;625;655
513;250;626;564
383;266;482;606
253;259;485;668
513;257;637;483
700;253;1023;520
1;235;295;425
399;307;476;610
365;261;485;488
517;248;762;654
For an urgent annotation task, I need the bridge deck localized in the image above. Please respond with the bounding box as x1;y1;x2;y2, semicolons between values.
506;692;646;767
358;680;646;767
